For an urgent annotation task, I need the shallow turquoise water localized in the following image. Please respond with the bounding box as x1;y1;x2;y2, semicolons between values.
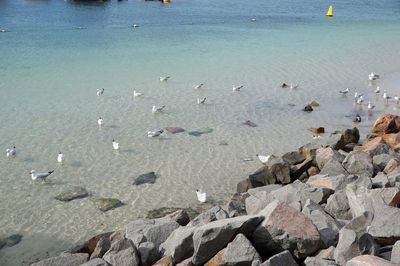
1;0;400;265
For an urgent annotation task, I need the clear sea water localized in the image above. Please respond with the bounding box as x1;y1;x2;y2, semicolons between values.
1;0;400;264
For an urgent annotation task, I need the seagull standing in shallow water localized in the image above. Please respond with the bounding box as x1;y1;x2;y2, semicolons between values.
152;105;165;113
97;88;105;96
395;97;400;104
193;84;204;89
383;92;391;103
6;146;16;157
98;117;103;126
375;86;380;94
112;139;119;150
147;129;164;138
133;90;143;97
30;170;54;181
197;97;206;104
339;88;350;95
369;72;380;81
160;76;170;82
256;154;270;164
354;114;362;123
196;189;207;203
368;102;375;111
57;152;64;163
232;85;243;91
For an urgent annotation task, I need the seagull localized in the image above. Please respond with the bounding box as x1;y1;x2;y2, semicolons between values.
312;135;321;139
375;86;380;93
30;170;54;181
152;105;165;113
339;88;350;95
197;97;206;104
367;102;375;110
147;129;164;138
97;88;105;96
369;72;380;81
251;18;257;22
354;92;362;99
232;85;243;91
133;90;143;97
193;83;204;89
57;152;64;163
196;189;207;203
256;154;270;164
132;24;139;28
160;76;170;82
6;146;16;157
97;117;103;126
383;92;391;103
353;114;362;123
395;96;400;104
290;83;298;89
356;96;364;104
112;139;119;150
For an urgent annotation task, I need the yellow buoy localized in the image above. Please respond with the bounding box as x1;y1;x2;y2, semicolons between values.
162;0;170;4
326;5;333;17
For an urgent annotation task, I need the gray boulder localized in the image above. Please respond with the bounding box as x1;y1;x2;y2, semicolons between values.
366;143;391;157
302;199;341;247
247;184;282;197
205;234;261;266
93;198;123;212
367;204;400;245
320;159;349;176
31;253;89;266
103;238;139;266
191;214;263;265
137;242;158;266
80;258;110;266
261;250;298;266
252;200;321;259
373;154;394;172
159;226;196;263
325;191;352;220
303;257;338;266
225;192;248;217
90;236;111;259
346;254;397;266
133;172;157;185
282;151;306;165
55;187;89;201
342;151;374;178
188;206;228;227
391;240;400;263
316;147;345;170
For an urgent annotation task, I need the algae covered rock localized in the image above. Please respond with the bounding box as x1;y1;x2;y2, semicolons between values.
94;198;123;212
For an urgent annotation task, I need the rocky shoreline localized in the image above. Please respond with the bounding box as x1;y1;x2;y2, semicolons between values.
29;113;400;266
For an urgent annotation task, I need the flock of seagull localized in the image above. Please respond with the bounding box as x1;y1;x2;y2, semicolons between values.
4;76;252;203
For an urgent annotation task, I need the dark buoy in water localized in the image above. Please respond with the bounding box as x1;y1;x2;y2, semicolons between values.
353;114;361;123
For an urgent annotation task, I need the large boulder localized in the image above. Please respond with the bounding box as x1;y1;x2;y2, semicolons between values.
323;128;360;150
225;192;248;217
247;185;282;197
80;258;110;266
204;234;261;266
251;200;321;259
391;240;400;263
302;199;341;247
188;206;228;227
303;257;338;266
159;226;196;263
371;114;400;135
191;215;263;265
342;151;374;178
103;238;140;266
367;204;400;245
261;250;298;266
373;154;394;172
31;253;89;266
90;236;111;259
307;174;358;191
320;159;349;177
325;191;352;220
346;255;397;266
316;147;345;170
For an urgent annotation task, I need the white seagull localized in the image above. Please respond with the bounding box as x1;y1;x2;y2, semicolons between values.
339;88;350;95
375;86;380;93
112;139;119;150
290;83;299;89
196;189;207;203
383;92;391;103
147;129;164;138
6;146;16;157
57;152;64;163
160;76;170;82
197;97;206;104
97;117;103;126
30;170;54;181
367;102;375;110
354;92;362;99
395;96;400;104
356;96;364;104
256;154;270;164
133;90;143;97
97;88;105;96
369;72;380;81
193;83;204;89
152;105;165;113
232;85;243;91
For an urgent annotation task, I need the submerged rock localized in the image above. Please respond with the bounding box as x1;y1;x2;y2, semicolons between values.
303;105;313;112
55;187;89;201
243;120;258;127
164;127;185;134
93;198;123;212
309;127;325;134
0;234;23;249
188;128;213;136
133;172;157;185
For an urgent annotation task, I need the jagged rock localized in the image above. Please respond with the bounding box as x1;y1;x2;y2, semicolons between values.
247;185;282;197
137;241;158;266
342;151;374;178
309;127;325;134
166;210;191;226
248;166;276;188
261;250;298;266
323;128;359;151
225;192;248;217
204;234;261;266
188;206;228;227
373;154;394;172
302;199;341;247
80;258;110;266
159;226;196;263
391;240;400;263
290;158;313;180
146;207;193;225
266;156;291;184
347;255;396;266
367;143;391;157
384;158;400;174
125;217;179;250
153;256;173;266
133;172;157;185
90;236;111;259
316;147;345;170
325;191;352;220
55;187;89;201
0;234;23;249
303;257;338;266
70;232;113;255
299;142;322;164
307;174;356;191
176;257;193;266
320;159;349;176
282;151;306;165
316;246;336;260
237;179;252;193
371;114;400;135
93;198;123;212
31;253;89;266
191;215;263;265
367;204;400;245
252;200;321;259
103;238;139;266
